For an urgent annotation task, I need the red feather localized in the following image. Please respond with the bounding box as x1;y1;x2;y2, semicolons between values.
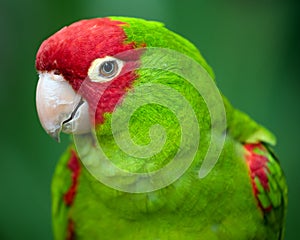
244;143;272;212
64;150;81;206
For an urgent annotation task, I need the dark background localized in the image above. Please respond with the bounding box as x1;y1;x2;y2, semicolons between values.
1;0;299;239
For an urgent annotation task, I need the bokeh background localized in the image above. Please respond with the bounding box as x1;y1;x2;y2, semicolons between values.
1;0;299;239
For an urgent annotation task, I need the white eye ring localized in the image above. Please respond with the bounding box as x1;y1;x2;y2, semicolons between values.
88;56;124;82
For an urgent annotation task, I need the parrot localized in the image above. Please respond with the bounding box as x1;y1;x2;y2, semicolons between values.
35;17;287;240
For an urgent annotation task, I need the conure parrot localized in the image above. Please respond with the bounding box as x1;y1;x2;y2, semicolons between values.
35;17;287;240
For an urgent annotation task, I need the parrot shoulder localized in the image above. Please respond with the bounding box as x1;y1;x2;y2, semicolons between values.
243;142;287;240
226;105;276;145
227;104;287;239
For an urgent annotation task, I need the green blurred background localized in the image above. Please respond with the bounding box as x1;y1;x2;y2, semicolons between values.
1;0;299;239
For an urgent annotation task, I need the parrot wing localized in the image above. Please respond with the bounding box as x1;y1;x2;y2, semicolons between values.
51;146;79;240
227;105;287;240
243;142;287;240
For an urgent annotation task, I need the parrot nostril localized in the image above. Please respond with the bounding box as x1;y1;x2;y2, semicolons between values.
54;70;61;75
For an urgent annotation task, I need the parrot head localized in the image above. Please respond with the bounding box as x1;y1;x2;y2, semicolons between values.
36;18;142;141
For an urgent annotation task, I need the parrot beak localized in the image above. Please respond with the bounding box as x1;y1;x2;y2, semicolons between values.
36;72;91;142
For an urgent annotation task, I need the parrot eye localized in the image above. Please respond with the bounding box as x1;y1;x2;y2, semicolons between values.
99;61;118;77
88;56;124;82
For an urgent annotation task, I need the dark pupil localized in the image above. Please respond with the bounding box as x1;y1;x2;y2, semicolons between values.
102;61;114;74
